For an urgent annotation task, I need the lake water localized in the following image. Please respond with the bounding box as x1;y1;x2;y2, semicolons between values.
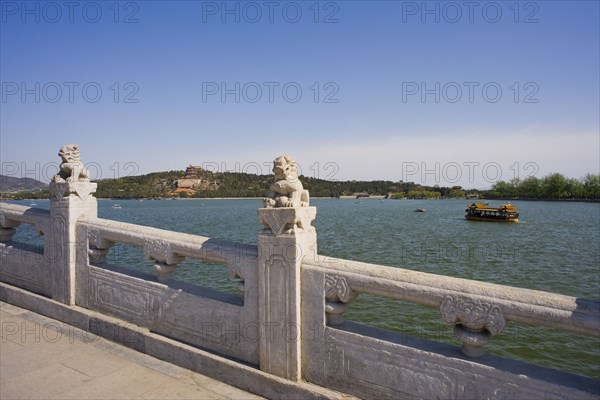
7;198;600;379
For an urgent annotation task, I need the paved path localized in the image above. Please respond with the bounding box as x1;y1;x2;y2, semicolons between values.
0;302;265;400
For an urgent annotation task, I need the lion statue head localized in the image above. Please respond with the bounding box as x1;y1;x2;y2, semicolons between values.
58;144;81;163
272;155;299;182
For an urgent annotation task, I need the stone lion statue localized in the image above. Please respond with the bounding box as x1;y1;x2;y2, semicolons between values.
52;144;90;183
263;155;309;208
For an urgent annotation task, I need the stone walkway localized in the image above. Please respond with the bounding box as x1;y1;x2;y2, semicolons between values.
0;302;265;400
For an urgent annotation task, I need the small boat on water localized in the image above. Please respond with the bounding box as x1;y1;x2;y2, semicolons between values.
414;208;426;212
465;203;519;222
112;204;122;209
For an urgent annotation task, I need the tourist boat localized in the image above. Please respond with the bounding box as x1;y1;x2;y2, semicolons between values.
112;204;122;209
465;203;519;222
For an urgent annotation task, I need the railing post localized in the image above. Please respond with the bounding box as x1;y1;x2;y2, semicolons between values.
257;155;316;381
48;144;97;305
257;207;317;381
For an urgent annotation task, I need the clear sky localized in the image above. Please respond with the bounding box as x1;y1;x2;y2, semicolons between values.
1;0;599;188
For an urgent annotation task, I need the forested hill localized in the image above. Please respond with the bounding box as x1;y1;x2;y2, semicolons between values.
0;169;477;199
0;175;47;192
1;170;598;200
93;170;453;199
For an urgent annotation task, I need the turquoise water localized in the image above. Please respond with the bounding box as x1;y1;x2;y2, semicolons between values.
6;198;600;379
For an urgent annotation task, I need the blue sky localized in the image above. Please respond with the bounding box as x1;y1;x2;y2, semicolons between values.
1;0;599;188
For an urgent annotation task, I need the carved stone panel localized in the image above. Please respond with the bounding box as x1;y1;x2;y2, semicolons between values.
88;267;157;326
440;295;506;357
440;295;505;335
50;182;97;201
143;239;184;265
325;275;357;303
258;207;316;236
88;228;113;250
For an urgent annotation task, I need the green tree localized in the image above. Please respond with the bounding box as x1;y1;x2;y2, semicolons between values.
540;173;569;199
565;178;584;198
448;188;465;198
582;174;600;199
519;176;540;198
491;180;518;198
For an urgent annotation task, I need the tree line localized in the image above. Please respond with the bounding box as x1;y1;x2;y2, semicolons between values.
486;173;599;200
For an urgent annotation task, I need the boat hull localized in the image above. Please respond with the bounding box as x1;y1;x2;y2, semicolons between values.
465;215;519;223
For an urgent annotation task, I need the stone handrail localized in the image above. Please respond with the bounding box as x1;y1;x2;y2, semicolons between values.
0;203;50;236
78;215;257;282
0;203;52;296
309;257;600;339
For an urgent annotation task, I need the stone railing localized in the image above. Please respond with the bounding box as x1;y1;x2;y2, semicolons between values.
1;148;598;400
301;258;599;399
311;257;599;339
0;203;51;296
75;215;259;364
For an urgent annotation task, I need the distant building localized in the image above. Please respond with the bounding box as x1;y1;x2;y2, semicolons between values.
184;165;202;179
177;178;202;189
172;164;220;194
